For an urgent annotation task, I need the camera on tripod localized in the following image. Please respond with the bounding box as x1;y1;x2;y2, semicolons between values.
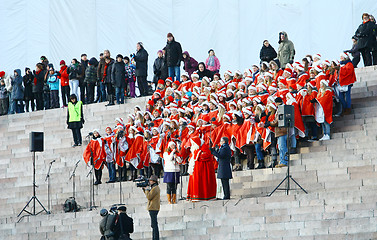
135;176;149;188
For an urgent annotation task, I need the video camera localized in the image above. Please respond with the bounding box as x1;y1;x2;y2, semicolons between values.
135;176;149;188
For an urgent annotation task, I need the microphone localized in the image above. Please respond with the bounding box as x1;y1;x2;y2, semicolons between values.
50;159;56;164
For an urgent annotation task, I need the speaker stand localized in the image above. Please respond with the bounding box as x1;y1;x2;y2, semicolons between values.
18;152;49;222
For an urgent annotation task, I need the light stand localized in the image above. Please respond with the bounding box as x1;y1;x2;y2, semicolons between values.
268;118;307;196
17;152;49;222
69;160;80;199
119;163;123;204
86;166;97;210
45;159;55;213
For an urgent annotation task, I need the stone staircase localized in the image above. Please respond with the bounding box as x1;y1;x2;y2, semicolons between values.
0;66;377;239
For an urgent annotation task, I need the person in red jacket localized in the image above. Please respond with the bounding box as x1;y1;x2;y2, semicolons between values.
59;60;70;107
338;52;357;115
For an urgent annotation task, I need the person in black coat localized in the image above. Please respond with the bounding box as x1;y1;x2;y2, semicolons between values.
197;62;214;80
102;57;115;106
345;36;361;68
260;40;277;63
80;54;88;104
153;50;166;89
210;137;232;200
133;42;149;96
112;54;126;104
370;15;377;65
355;13;375;66
32;63;45;111
165;33;183;82
23;67;35;112
115;206;134;240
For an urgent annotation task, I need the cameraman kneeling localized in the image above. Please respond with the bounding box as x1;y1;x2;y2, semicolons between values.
142;175;160;240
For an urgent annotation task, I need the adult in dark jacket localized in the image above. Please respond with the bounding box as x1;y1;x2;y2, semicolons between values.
67;59;82;101
102;57;115;106
11;69;24;114
23;67;35;112
345;36;361;68
112;54;126;104
369;15;377;65
355;13;375;66
84;57;98;104
32;63;45;111
197;62;214;80
210;137;232;200
67;94;84;147
152;50;166;89
165;33;183;82
115;206;134;240
133;42;149;96
99;209;117;240
80;54;88;104
182;51;198;78
260;40;277;63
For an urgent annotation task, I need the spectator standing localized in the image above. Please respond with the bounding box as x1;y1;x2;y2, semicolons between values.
80;54;89;104
116;206;134;240
33;63;45;111
133;42;149;96
4;74;13;114
102;57;115;106
111;54;126;104
58;60;70;107
11;69;24;114
355;13;375;66
260;40;277;63
142;175;160;240
46;68;60;108
43;64;54;110
95;52;105;102
183;51;199;77
165;33;183;82
0;78;8;115
345;36;361;68
99;209;117;240
153;50;166;89
67;94;84;147
163;142;182;204
84;57;98;104
124;56;136;98
277;31;295;69
339;52;357;115
210;137;232;200
370;15;377;65
23;68;35;112
67;59;82;100
205;49;220;73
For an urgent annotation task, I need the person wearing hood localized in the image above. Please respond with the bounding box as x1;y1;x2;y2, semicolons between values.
111;54;126;104
84;57;98;104
58;60;70;107
0;77;8;115
165;33;183;82
11;69;24;114
277;31;295;69
260;40;277;63
197;62;214;80
67;58;82;101
133;42;149;97
205;49;220;73
46;67;60;108
23;67;35;112
355;13;375;66
182;51;198;77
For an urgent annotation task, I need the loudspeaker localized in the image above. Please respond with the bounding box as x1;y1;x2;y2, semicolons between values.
277;105;295;128
30;132;44;152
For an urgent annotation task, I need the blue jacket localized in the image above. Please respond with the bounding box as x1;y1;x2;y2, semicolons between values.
47;73;60;91
11;69;24;100
211;143;232;179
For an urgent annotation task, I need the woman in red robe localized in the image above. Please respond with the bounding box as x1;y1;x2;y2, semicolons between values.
187;136;217;201
83;130;106;185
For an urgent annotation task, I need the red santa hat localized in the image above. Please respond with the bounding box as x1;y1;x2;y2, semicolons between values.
223;113;232;120
187;122;196;129
234;70;242;76
313;53;322;60
153;108;162;115
278;79;288;87
106;127;112;132
245;76;253;82
226;89;234;95
201;101;210;107
185;106;193;112
256;104;265;112
229;101;237;108
248;85;257;91
202;76;210;83
257;83;267;91
174;90;182;96
148;99;155;106
253;96;261;103
308;80;316;88
191;72;199;79
243;107;253;116
242;98;251;104
209;99;218;106
340;52;351;59
264;71;273;78
218;91;226;98
190;136;202;147
268;102;277;110
115;117;124;125
202;115;210;123
182;95;189;102
157;79;164;85
283;68;292;76
285;63;293;70
0;71;5;78
218;103;226;109
268;84;277;91
199;94;207;100
224;70;233;76
154;91;161;96
320;79;329;87
166;77;173;83
137;127;144;133
314;64;322;72
323;60;331;66
173;80;180;86
296;64;305;71
129;126;138;133
181;72;189;78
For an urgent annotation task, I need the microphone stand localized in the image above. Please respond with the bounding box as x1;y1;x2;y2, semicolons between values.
45;160;55;213
86;165;97;210
69;160;80;200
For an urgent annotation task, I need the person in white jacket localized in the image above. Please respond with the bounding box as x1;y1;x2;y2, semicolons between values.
163;141;182;204
4;75;13;114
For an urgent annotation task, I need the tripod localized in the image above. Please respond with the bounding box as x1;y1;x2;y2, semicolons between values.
17;152;49;222
268;122;307;196
45;159;55;213
86;165;97;210
69;160;80;199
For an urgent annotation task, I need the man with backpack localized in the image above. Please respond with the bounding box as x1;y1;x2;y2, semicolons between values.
99;209;117;240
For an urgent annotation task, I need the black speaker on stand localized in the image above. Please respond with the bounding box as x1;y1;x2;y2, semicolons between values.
268;105;307;196
18;132;49;222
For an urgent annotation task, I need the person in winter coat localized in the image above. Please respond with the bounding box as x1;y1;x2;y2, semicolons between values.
124;56;136;98
163;142;182;204
11;69;24;114
153;50;166;89
67;59;82;100
33;63;45;111
4;74;13;114
370;15;377;65
210;137;232;200
111;54;126;104
58;61;70;107
165;33;183;82
339;52;357;115
97;50;112;103
205;49;220;73
345;36;361;68
80;54;88;104
355;13;375;66
277;31;295;69
260;40;277;63
197;62;214;80
133;42;149;96
23;68;35;112
99;209;117;240
0;79;8;115
67;94;84;147
102;57;115;106
84;57;98;104
183;51;199;77
46;68;60;108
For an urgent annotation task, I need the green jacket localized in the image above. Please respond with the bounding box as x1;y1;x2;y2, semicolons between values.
277;31;295;68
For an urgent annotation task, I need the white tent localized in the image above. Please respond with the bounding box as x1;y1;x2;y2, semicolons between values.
0;0;376;76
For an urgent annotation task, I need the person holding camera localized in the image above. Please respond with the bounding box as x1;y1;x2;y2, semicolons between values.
116;206;134;240
142;175;160;240
163;141;182;204
99;208;117;240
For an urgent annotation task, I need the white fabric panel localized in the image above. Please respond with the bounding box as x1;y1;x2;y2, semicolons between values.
0;0;376;76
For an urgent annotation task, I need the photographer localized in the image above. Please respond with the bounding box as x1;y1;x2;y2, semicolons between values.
99;208;117;240
116;206;134;240
163;141;182;204
142;175;160;240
